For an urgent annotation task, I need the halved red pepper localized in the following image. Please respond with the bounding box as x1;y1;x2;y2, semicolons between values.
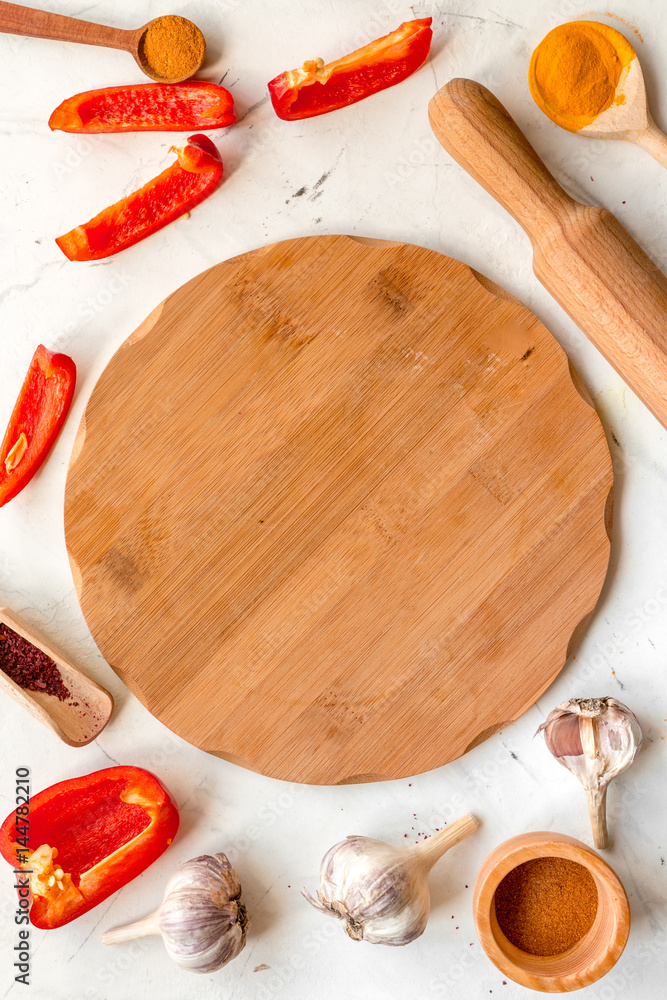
56;134;223;261
49;81;236;133
0;345;76;507
268;17;433;121
0;766;179;929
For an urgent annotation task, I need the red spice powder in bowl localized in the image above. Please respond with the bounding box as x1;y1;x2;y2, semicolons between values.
473;832;630;992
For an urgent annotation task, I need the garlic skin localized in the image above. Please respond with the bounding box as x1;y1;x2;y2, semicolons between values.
538;697;642;849
303;813;478;946
306;836;429;945
102;853;247;974
159;854;247;973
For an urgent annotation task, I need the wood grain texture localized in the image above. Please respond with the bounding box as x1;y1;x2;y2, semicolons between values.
473;832;630;992
575;54;667;167
0;607;113;746
0;4;205;81
64;235;612;784
0;2;133;49
429;80;667;429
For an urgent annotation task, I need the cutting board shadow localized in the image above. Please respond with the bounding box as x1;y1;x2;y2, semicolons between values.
65;235;613;784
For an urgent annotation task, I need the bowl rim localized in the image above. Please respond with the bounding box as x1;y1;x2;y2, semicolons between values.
473;831;630;993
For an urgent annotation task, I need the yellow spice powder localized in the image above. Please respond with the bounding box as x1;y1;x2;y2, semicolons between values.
529;20;635;131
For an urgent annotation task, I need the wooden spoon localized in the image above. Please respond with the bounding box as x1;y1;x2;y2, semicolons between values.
529;21;667;167
0;607;113;746
0;2;205;83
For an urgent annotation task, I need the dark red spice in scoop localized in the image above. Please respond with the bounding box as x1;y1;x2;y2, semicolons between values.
0;623;70;700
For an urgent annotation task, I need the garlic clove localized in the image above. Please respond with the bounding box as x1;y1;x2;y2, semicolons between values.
538;697;642;849
303;813;478;946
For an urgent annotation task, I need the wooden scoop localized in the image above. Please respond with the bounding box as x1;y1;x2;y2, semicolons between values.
0;607;113;746
429;79;667;432
529;21;667;168
0;2;205;82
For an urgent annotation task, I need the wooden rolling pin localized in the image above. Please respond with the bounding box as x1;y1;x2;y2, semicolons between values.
429;79;667;430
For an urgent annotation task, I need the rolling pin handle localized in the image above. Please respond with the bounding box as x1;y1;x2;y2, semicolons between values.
428;76;667;433
428;78;577;243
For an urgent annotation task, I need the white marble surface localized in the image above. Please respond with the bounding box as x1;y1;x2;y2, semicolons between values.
1;0;666;997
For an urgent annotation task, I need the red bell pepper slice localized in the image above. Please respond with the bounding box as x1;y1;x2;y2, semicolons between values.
56;134;223;261
49;81;236;133
0;345;76;507
0;766;179;929
267;17;433;121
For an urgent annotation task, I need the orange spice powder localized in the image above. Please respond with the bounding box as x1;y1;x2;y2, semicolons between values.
529;20;635;132
139;15;205;81
494;857;599;956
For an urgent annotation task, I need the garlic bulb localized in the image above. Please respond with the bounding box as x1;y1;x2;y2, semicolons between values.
538;697;642;849
102;853;247;974
303;813;478;945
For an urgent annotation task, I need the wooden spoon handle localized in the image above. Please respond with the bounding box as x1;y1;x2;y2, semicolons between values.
0;1;133;50
429;78;667;432
637;118;667;169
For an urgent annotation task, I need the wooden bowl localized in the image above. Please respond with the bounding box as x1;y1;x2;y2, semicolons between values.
473;832;630;992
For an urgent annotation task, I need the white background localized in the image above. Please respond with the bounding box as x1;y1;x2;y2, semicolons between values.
0;1;666;998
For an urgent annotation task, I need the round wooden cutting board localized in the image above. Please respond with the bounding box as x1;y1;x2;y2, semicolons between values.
65;235;612;784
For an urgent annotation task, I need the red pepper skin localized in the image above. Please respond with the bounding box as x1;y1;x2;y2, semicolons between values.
0;766;179;929
56;134;223;262
268;17;433;121
0;346;76;507
49;82;236;133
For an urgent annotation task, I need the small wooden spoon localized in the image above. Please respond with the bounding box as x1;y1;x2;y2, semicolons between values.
529;21;667;168
0;607;113;746
0;2;205;83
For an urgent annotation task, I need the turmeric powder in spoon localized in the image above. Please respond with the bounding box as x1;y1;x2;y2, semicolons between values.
529;21;635;132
